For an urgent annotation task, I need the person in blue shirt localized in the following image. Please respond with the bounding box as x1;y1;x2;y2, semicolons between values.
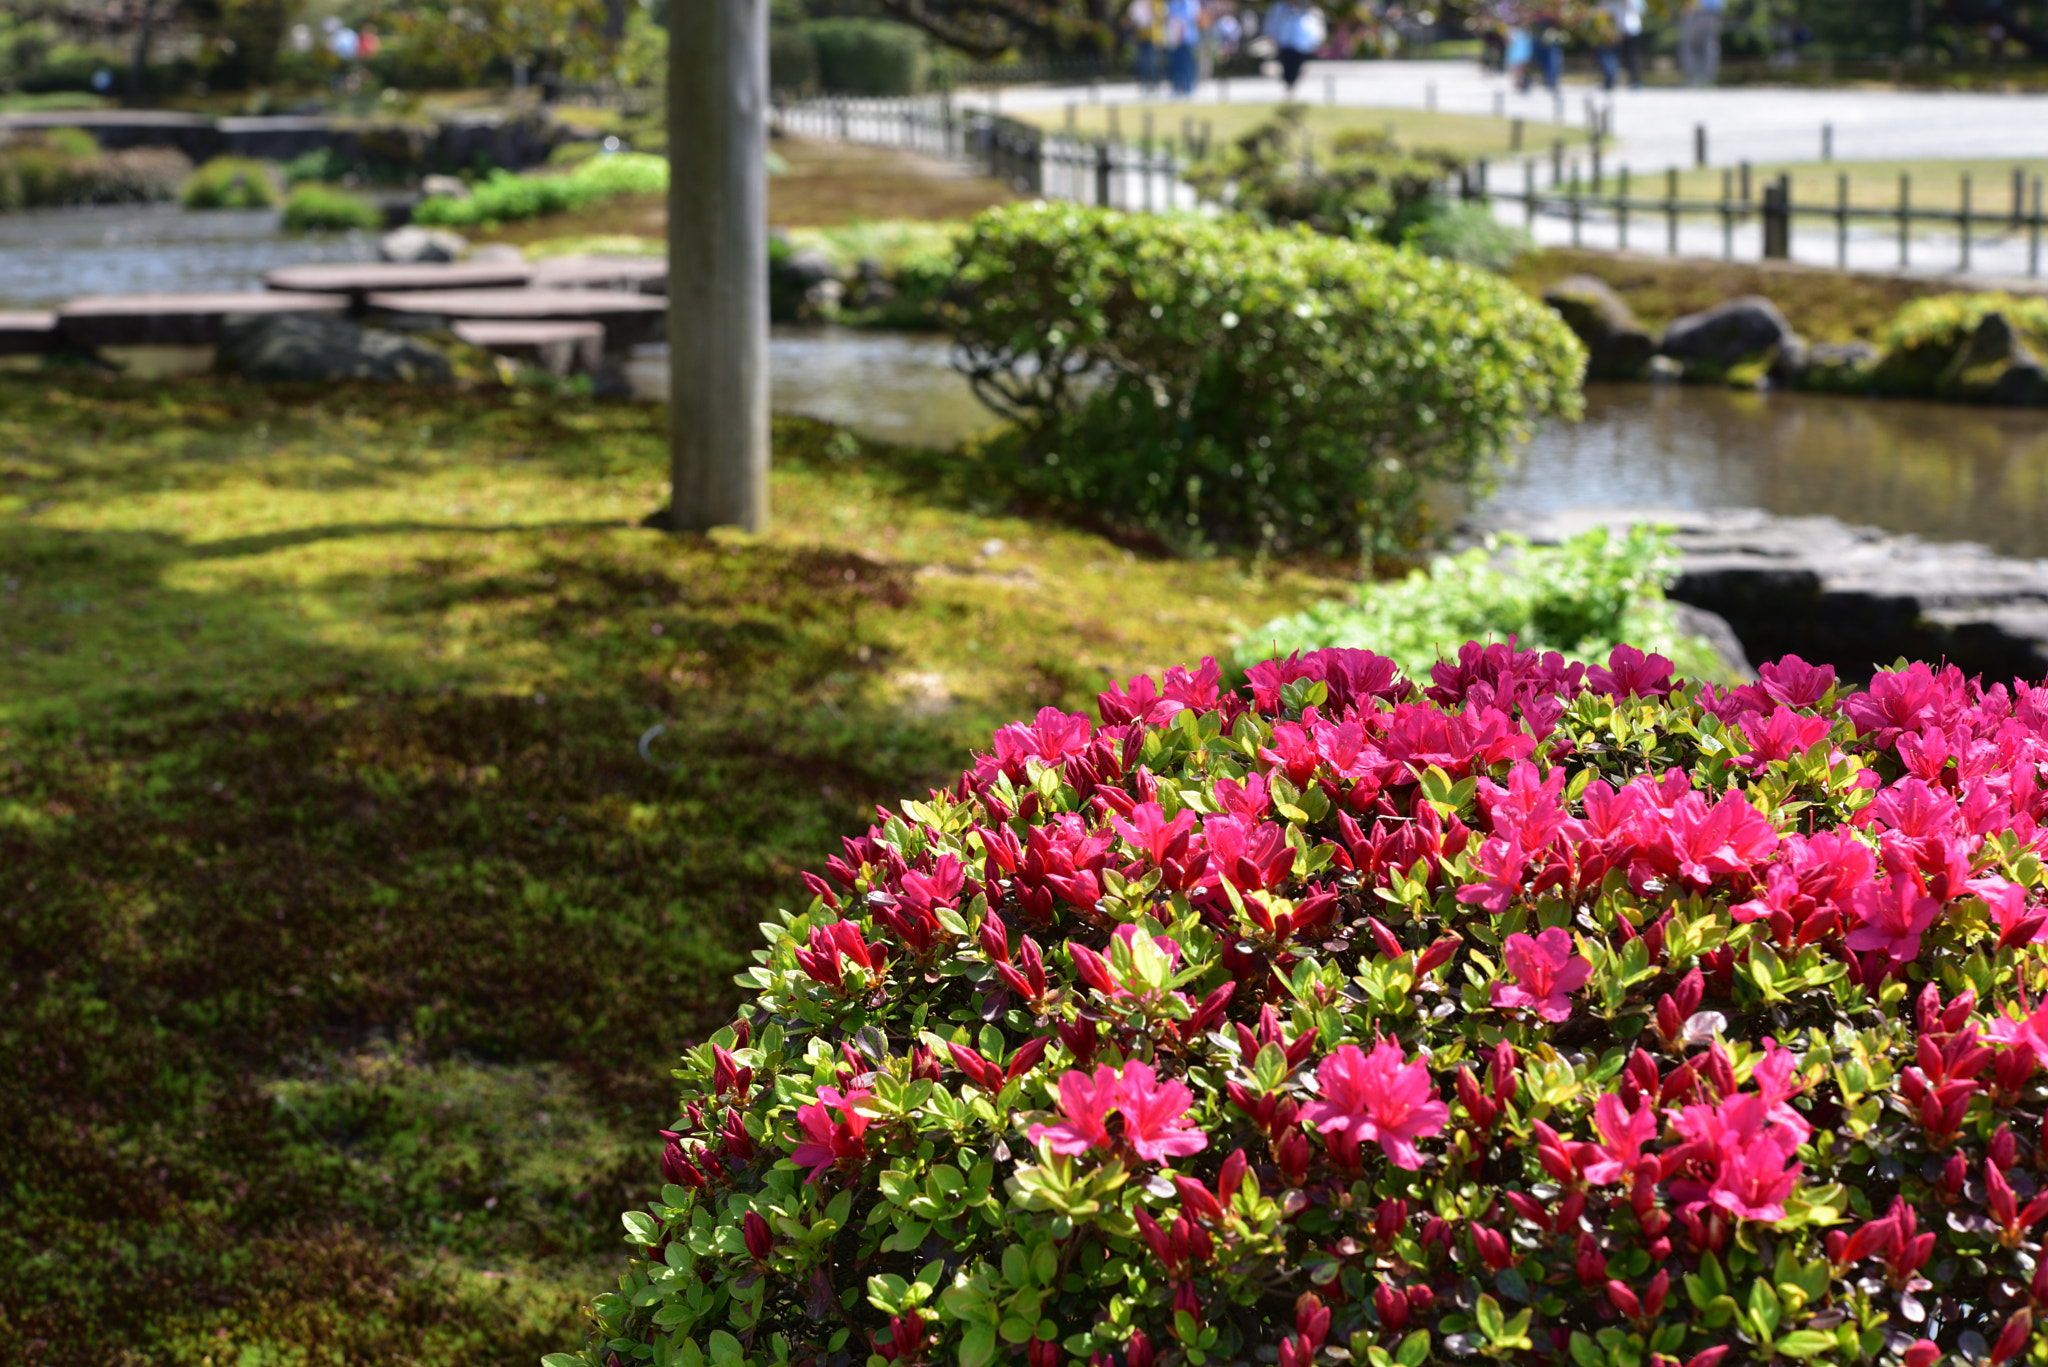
1681;0;1724;86
1164;0;1205;96
1265;0;1326;94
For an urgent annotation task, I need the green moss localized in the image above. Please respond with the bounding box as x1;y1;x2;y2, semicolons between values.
182;154;282;209
280;182;384;232
0;375;1340;1362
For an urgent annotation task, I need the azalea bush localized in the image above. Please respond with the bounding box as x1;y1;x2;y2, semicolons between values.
1245;527;1724;682
563;641;2048;1367
947;205;1585;557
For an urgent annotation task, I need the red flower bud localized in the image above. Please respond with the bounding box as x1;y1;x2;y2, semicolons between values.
1416;935;1462;975
1942;1151;1968;1200
1471;1223;1513;1271
742;1210;773;1261
1295;1292;1330;1349
1374;1197;1408;1245
1491;1040;1518;1103
1173;1279;1202;1322
1902;1342;1940;1367
1216;1148;1249;1202
1175;1175;1225;1225
1574;1233;1606;1286
1994;1128;2019;1172
1992;1310;2033;1365
1606;1280;1641;1320
1277;1128;1313;1187
980;914;1010;963
1373;1281;1409;1333
1028;1339;1059;1367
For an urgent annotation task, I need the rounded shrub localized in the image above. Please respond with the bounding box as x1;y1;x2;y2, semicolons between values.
1871;293;2048;402
280;183;383;233
180;154;281;209
413;152;668;228
946;205;1584;557
563;642;2048;1367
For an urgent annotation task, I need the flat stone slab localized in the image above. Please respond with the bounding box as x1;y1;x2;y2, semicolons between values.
264;261;533;300
0;311;58;357
58;292;348;349
530;255;668;294
1468;505;2048;684
453;319;606;374
368;287;665;348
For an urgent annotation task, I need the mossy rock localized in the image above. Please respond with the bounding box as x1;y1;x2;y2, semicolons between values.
1871;291;2048;402
1795;340;1881;395
1541;274;1654;380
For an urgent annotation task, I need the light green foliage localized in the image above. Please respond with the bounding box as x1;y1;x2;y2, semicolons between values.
181;154;282;209
281;145;352;185
1244;525;1726;679
779;219;962;328
0;126;185;210
1185;107;1458;240
948;203;1586;557
280;182;384;232
1393;198;1533;271
1869;291;2048;399
414;152;668;227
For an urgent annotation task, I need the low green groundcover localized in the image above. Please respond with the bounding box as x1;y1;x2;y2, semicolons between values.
562;642;2048;1367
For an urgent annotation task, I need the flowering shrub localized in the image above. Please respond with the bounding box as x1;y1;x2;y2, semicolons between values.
561;643;2048;1367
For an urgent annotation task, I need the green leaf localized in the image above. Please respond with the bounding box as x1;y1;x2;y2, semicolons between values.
960;1324;1000;1367
1394;1331;1431;1367
1773;1332;1838;1359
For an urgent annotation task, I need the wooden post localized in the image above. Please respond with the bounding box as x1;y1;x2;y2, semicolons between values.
1721;168;1733;260
1694;123;1707;167
2034;177;2044;278
1667;166;1678;255
1525;159;1537;229
1569;162;1582;247
1762;174;1790;260
2015;165;2027;228
1959;172;1972;272
1618;166;1630;251
668;0;768;533
1836;172;1848;270
1898;173;1910;269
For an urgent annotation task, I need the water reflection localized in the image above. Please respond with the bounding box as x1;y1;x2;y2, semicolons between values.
1501;384;2048;559
0;203;375;309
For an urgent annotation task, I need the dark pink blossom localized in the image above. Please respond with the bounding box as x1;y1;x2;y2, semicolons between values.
1490;928;1592;1023
1587;644;1674;701
1300;1040;1449;1170
1027;1060;1206;1162
788;1085;873;1183
1845;873;1943;966
1581;1093;1658;1185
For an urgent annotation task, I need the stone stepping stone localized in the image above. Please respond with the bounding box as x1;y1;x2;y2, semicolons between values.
57;291;347;349
530;255;668;294
0;311;58;357
264;261;534;304
367;287;665;349
452;319;606;375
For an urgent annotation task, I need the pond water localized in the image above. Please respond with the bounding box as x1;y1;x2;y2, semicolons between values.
678;327;2048;561
0;203;375;308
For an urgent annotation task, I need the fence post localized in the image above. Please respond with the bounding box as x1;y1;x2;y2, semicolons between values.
1837;172;1849;270
1096;141;1113;208
1667;166;1678;255
1739;160;1751;207
1721;168;1734;260
1695;123;1707;167
1551;139;1564;186
2031;177;2043;276
1821;122;1832;161
1476;157;1489;205
1570;163;1582;247
1898;172;1910;269
1762;174;1790;260
1618;166;1630;251
2015;166;2028;227
1142;111;1155;213
1525;159;1538;230
1959;172;1972;272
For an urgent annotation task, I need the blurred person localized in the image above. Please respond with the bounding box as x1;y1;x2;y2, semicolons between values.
1165;0;1205;96
1680;0;1722;86
1505;18;1533;90
1128;0;1164;92
1530;7;1564;91
1267;0;1326;93
1212;6;1243;60
1599;0;1642;89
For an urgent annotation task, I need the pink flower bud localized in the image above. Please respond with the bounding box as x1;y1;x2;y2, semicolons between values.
1902;1342;1940;1367
742;1210;773;1261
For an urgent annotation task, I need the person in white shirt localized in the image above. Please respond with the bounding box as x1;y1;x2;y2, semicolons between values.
1266;0;1325;93
1599;0;1643;89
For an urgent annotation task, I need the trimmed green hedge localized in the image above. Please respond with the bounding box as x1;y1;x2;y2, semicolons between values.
413;152;668;228
181;155;280;209
947;205;1585;557
280;184;383;233
807;18;929;95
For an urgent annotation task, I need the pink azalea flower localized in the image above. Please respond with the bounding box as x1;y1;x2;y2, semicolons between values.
1669;1094;1804;1223
1844;874;1943;966
1587;644;1674;701
1300;1039;1449;1171
1581;1093;1659;1185
1027;1060;1206;1162
1988;997;2048;1070
788;1085;873;1183
1490;928;1592;1024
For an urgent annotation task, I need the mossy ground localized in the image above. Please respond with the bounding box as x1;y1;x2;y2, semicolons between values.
1007;101;1589;160
0;375;1337;1365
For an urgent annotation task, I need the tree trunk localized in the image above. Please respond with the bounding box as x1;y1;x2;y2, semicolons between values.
667;0;770;533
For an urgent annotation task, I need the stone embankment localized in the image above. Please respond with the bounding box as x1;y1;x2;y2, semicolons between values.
1469;506;2048;684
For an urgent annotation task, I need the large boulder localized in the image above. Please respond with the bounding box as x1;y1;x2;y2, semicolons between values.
221;312;451;384
1658;294;1808;386
1541;274;1655;380
1940;311;2048;406
378;225;469;263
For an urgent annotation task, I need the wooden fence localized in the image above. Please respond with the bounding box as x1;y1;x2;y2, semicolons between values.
1469;157;2048;275
775;95;1200;213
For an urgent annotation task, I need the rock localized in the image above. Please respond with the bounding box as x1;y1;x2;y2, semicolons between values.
1797;340;1881;395
1658;295;1807;386
466;243;525;265
378;226;469;263
1541;275;1655;381
780;248;841;288
1646;355;1684;382
220;312;452;384
420;173;471;201
1941;311;2048;406
1468;505;2048;684
1670;601;1754;681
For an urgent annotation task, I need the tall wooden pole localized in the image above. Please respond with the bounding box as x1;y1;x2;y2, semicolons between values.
668;0;769;533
